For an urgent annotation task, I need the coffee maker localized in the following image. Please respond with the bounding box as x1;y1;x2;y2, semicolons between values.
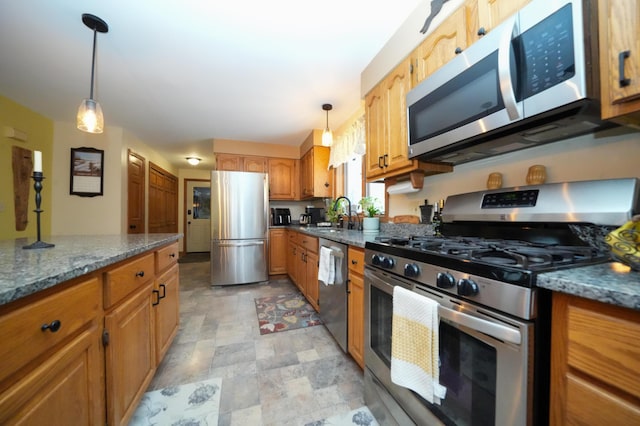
305;207;324;224
271;208;291;226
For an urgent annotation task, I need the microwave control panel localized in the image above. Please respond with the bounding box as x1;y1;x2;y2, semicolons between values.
481;189;539;208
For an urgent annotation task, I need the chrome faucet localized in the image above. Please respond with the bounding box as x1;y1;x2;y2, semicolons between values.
333;196;355;230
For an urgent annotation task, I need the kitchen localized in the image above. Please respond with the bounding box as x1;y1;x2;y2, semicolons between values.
2;0;640;425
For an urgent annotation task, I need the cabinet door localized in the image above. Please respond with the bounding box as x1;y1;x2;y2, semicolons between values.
243;156;268;173
413;6;468;86
365;86;386;180
300;149;313;198
384;58;414;174
0;324;104;425
268;158;297;200
475;0;530;37
311;146;332;198
269;229;287;274
216;154;243;171
305;250;319;311
154;264;180;365
296;246;307;294
348;272;365;369
598;0;640;121
105;283;155;426
287;240;298;286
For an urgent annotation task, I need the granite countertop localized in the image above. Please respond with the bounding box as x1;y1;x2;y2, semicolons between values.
537;262;640;310
0;234;182;307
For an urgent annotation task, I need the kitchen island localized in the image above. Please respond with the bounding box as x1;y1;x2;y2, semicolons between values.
0;233;181;426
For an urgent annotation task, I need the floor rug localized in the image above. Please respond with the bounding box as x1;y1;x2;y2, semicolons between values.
305;406;379;426
255;292;322;335
178;252;210;263
129;378;222;426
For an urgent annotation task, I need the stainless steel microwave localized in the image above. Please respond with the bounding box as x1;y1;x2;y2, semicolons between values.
407;0;614;165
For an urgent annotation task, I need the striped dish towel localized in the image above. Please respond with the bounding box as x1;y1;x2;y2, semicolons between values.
391;285;447;404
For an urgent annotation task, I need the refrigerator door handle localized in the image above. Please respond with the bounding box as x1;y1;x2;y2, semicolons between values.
216;241;265;248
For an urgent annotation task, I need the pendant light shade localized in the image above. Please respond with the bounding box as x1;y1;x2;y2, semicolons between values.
321;103;333;147
77;14;108;134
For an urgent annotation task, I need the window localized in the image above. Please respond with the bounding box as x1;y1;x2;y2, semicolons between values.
345;155;385;214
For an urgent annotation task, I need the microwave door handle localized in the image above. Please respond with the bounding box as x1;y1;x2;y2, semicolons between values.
498;15;520;121
438;305;522;345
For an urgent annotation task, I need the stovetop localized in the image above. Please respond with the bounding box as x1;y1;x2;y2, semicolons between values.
372;235;605;271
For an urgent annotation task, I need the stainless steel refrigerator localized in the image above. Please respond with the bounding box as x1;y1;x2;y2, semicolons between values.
211;170;269;285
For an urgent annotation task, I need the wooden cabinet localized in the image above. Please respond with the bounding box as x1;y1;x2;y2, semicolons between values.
153;242;180;365
286;231;319;310
473;0;530;41
598;0;640;123
287;231;299;286
305;250;319;312
300;146;332;199
365;58;453;181
549;292;640;425
243;156;268;173
269;228;287;275
268;158;298;200
412;6;468;86
0;276;104;425
347;247;365;369
215;153;243;171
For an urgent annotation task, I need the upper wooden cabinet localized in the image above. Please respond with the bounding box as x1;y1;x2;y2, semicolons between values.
473;0;530;40
268;158;298;200
215;153;243;171
300;146;332;199
215;154;268;173
412;6;469;86
598;0;640;123
366;58;453;181
243;156;268;173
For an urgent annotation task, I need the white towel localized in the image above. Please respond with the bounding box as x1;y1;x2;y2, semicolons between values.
391;286;447;404
318;246;335;285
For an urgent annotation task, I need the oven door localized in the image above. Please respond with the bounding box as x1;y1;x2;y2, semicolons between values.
364;266;534;426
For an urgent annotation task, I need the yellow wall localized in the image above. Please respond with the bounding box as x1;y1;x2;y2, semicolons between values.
0;95;53;240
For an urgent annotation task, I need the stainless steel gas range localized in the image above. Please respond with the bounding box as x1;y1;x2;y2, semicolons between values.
363;178;639;426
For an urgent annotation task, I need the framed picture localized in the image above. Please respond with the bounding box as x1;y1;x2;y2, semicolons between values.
70;147;104;197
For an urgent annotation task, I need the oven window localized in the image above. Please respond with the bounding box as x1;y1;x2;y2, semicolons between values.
427;321;497;426
370;285;393;367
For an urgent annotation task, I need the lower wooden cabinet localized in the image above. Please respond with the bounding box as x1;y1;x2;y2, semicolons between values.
347;247;365;369
0;276;104;425
550;292;640;425
305;250;319;311
105;281;156;426
269;228;287;275
154;263;180;364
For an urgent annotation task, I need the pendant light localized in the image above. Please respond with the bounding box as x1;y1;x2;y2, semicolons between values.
77;14;109;134
321;103;333;147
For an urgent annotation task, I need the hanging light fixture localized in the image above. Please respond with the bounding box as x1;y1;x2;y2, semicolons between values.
77;14;109;134
186;157;201;166
321;103;333;147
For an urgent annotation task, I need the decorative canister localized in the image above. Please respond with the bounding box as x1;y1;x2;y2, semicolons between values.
487;172;503;189
526;165;546;185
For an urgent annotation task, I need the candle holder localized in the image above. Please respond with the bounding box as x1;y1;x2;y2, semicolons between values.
23;171;55;249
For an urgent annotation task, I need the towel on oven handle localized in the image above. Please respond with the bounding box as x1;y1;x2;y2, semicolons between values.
391;285;447;404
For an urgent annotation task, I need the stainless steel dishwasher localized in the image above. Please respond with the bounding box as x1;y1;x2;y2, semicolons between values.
318;238;348;352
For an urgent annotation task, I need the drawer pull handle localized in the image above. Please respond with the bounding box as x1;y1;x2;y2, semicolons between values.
152;290;161;306
41;320;61;333
159;284;167;299
619;50;631;87
169;253;176;258
136;270;145;278
351;259;358;264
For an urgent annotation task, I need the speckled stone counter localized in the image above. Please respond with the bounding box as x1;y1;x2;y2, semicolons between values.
537;262;640;311
0;234;181;307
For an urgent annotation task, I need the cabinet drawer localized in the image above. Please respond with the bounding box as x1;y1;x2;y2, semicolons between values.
298;234;318;253
348;247;365;275
0;277;101;385
104;253;155;309
155;242;179;273
566;301;640;399
288;230;298;242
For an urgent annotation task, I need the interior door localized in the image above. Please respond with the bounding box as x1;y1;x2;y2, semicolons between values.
186;180;211;252
127;150;145;234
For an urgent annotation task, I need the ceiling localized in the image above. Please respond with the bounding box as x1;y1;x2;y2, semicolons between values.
0;0;423;168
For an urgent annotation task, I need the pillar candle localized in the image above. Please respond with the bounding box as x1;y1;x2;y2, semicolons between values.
34;150;42;172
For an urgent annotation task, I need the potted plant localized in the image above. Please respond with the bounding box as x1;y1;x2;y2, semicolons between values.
359;196;381;233
326;198;346;226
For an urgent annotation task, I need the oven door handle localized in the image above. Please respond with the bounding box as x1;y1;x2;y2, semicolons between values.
438;305;522;345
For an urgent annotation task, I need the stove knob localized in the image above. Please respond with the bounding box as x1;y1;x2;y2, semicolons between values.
457;278;479;296
371;254;383;266
382;257;395;269
404;263;420;278
436;272;455;289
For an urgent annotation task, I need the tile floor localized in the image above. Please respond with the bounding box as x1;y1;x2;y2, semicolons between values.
147;261;366;425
